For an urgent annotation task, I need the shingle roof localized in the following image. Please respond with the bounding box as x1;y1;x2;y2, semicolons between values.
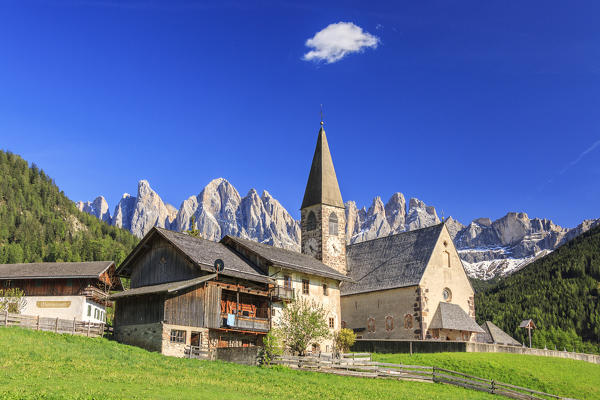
222;235;350;281
0;261;114;279
477;321;521;346
110;274;217;299
301;125;344;209
340;224;444;295
117;228;272;284
429;302;485;333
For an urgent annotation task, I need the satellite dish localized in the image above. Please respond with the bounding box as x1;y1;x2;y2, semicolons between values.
214;259;224;273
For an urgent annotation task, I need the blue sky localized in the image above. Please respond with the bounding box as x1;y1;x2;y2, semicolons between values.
1;1;599;227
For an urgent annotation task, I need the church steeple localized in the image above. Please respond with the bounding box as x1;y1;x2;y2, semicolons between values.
300;119;347;275
301;122;344;209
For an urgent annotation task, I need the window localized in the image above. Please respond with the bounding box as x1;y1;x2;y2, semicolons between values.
94;309;98;319
66;279;72;287
385;316;394;332
306;211;317;231
444;251;451;268
443;288;452;302
367;317;376;333
35;279;42;287
328;212;338;235
302;279;309;295
87;305;91;317
404;314;413;330
3;280;11;288
170;329;186;344
283;275;292;290
341;320;347;329
322;283;328;296
329;317;335;329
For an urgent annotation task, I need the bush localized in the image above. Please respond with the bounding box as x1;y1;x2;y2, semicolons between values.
258;330;282;366
333;328;356;354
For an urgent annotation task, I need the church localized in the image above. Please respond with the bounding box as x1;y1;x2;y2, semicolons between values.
111;118;482;357
300;119;483;342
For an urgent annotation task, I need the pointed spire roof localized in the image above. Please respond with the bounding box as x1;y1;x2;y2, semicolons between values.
301;122;344;209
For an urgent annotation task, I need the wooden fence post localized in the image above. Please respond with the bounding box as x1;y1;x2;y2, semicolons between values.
73;317;76;334
4;310;8;326
491;380;495;394
55;317;59;333
100;322;105;338
87;321;91;337
36;315;40;330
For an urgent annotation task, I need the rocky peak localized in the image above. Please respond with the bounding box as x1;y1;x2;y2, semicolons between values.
76;196;111;224
384;192;406;231
406;197;440;231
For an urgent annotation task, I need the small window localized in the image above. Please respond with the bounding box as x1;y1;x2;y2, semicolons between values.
170;329;186;344
329;317;335;329
404;314;413;330
443;288;452;302
302;279;309;295
66;279;73;287
306;211;317;231
87;305;91;317
3;280;11;288
329;212;338;235
341;320;347;329
444;251;451;268
322;283;328;296
367;317;376;333
283;275;292;290
385;316;394;332
94;309;98;319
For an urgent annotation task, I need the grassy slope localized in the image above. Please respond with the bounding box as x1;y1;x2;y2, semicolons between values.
372;352;599;400
0;328;493;400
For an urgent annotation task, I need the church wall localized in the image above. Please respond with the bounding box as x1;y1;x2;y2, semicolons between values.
419;225;475;339
340;286;421;340
269;265;341;353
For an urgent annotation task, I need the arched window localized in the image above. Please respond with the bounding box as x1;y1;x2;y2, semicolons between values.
385;316;394;332
306;211;317;231
367;317;376;333
329;212;338;235
443;251;451;268
442;288;452;302
404;314;413;330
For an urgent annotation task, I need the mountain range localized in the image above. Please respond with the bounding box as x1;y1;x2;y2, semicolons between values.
77;178;600;280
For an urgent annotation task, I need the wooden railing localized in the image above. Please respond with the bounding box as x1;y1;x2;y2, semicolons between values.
0;311;104;338
184;345;213;360
270;286;295;301
272;353;571;400
220;312;270;333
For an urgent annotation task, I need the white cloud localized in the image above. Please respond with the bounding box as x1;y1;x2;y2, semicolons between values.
303;22;380;64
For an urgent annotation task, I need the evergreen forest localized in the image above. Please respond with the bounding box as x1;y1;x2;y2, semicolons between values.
0;150;138;265
475;223;600;354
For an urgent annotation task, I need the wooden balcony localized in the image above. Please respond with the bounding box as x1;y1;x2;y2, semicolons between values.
220;312;270;333
271;286;295;302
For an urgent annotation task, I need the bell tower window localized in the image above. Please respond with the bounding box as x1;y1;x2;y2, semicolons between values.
328;212;338;235
306;211;317;231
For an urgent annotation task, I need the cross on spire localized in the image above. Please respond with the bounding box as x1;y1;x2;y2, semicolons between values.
320;104;324;125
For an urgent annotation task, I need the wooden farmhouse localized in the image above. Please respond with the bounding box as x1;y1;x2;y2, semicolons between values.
111;227;349;357
0;261;120;323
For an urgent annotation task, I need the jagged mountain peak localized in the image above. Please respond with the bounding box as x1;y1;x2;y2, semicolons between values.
79;179;599;280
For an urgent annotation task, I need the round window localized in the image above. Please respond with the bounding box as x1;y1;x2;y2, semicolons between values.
442;288;452;302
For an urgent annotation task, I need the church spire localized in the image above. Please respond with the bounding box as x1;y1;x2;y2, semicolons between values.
301;120;344;209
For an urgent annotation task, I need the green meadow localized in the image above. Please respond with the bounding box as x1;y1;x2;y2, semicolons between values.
0;327;596;399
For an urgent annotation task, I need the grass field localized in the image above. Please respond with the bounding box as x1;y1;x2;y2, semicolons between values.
372;352;600;400
0;328;596;400
0;327;492;400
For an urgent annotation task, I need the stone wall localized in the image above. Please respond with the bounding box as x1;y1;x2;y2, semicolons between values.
114;322;163;352
215;347;261;365
162;324;209;357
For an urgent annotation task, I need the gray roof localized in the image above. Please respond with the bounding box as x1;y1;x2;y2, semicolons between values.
110;274;217;299
0;261;114;279
222;235;350;282
341;224;444;295
301;124;344;209
477;321;521;346
429;302;485;333
117;228;272;284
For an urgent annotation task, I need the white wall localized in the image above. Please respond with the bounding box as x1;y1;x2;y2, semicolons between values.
18;296;106;322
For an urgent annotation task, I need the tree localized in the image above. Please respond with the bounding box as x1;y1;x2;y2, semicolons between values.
275;297;330;356
257;330;283;366
187;215;200;237
333;328;356;354
0;288;27;314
